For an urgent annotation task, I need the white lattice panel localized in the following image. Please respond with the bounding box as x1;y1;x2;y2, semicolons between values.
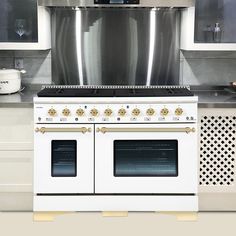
199;110;236;188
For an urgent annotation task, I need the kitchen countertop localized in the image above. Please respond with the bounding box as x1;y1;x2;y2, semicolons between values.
191;86;236;108
0;84;40;107
0;85;236;108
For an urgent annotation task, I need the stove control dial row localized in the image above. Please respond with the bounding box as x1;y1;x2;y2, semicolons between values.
46;106;186;119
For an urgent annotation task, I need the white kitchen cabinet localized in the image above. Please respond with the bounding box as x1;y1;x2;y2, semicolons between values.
0;108;33;150
0;107;33;211
0;151;32;191
0;0;51;50
181;7;236;51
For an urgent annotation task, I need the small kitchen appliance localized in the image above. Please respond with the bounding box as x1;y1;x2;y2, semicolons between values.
34;86;198;212
0;69;25;94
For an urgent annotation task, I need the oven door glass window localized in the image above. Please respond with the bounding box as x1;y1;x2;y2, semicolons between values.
51;140;77;177
114;140;178;177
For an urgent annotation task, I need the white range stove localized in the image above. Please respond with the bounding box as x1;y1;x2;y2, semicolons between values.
34;86;198;212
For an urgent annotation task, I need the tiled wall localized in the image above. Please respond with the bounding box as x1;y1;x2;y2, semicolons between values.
0;50;51;84
181;51;236;85
1;49;236;85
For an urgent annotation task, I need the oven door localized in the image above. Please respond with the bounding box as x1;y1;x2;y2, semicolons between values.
34;124;94;194
95;124;197;194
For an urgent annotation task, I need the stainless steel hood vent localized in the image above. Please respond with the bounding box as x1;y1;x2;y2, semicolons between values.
38;0;194;8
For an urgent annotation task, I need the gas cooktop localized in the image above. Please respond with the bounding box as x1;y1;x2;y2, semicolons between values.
38;86;194;97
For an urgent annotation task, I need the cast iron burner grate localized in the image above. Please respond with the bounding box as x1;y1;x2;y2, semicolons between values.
37;86;194;97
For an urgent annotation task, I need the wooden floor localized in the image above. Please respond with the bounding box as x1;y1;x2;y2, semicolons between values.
0;212;235;236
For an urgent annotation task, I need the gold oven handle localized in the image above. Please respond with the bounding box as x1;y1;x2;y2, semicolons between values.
35;127;92;134
96;127;196;134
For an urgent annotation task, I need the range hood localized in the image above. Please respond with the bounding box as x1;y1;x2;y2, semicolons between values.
38;0;194;7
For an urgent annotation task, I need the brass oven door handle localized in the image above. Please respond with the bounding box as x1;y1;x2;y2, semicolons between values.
96;127;196;134
35;127;92;134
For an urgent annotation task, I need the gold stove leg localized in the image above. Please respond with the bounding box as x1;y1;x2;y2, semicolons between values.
175;212;198;221
33;212;69;222
157;211;198;221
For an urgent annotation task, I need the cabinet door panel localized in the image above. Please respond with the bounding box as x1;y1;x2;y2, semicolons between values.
0;151;32;189
0;108;33;150
195;0;236;43
0;0;38;42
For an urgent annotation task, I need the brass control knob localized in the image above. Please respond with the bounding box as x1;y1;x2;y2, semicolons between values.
62;108;71;116
175;107;183;116
76;108;85;117
90;108;99;117
160;108;169;116
146;108;155;116
104;108;113;117
48;108;57;117
132;108;141;116
118;108;126;117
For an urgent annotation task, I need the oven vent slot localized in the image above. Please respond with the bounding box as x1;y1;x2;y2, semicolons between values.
199;115;236;186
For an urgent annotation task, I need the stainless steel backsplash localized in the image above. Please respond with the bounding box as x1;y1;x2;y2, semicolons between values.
52;7;180;85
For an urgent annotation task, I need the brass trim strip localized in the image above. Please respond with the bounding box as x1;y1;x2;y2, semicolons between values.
96;127;196;134
35;127;92;134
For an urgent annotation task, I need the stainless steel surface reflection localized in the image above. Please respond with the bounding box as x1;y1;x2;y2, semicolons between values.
52;8;180;85
39;0;194;8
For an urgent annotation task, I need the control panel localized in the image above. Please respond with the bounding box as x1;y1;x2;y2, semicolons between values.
35;103;198;124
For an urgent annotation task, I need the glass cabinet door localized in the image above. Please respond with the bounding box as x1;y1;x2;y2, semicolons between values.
195;0;236;43
0;0;38;42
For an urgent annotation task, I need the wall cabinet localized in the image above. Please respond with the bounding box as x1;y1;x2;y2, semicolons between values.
195;0;236;44
181;4;236;50
0;0;50;50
